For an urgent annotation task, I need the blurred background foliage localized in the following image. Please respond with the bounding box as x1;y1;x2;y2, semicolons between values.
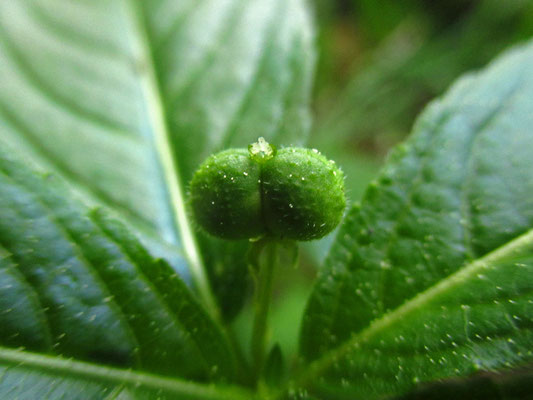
233;0;533;372
312;0;533;200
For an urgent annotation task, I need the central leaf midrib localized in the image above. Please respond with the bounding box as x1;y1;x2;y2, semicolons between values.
0;346;250;400
121;0;216;313
289;227;533;394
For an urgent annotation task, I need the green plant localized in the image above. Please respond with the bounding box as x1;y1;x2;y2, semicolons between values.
0;1;532;399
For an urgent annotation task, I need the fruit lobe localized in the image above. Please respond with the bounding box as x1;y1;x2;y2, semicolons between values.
262;148;345;241
189;149;263;240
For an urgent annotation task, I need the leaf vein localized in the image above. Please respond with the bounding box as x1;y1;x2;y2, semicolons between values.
89;213;214;375
0;346;251;400
0;242;53;350
0;103;155;232
0;165;142;367
0;21;134;137
292;227;533;393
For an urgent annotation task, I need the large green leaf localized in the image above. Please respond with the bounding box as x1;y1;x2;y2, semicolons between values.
0;145;247;396
297;39;533;399
0;347;251;400
0;0;314;315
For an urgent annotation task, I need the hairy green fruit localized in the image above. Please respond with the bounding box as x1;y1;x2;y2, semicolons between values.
262;147;345;241
189;149;263;240
189;138;345;241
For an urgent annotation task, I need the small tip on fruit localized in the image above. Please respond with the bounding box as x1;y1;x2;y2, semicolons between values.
248;137;276;163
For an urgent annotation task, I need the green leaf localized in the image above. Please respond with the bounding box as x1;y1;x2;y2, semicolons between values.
298;39;533;399
0;0;314;315
0;347;251;400
200;235;251;321
397;364;533;400
0;146;241;388
264;343;284;387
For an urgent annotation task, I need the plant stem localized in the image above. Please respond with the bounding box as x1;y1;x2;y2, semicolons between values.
250;240;277;383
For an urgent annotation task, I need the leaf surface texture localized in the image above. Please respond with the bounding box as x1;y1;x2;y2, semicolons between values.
299;40;533;399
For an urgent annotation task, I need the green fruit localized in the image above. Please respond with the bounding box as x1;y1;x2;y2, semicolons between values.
189;138;345;241
262;147;345;241
189;149;263;240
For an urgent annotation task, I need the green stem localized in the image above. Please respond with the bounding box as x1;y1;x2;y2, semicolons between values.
225;321;253;386
250;240;278;383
